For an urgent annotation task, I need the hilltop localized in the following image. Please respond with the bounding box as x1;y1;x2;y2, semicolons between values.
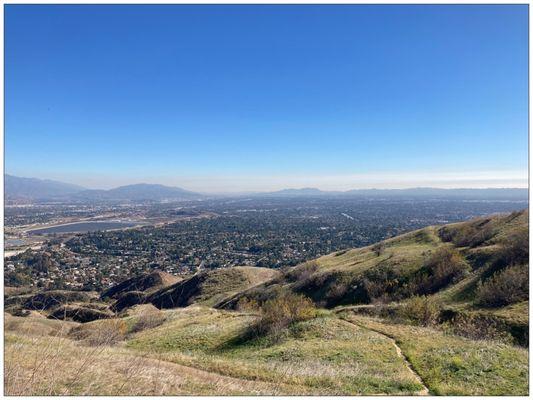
4;210;529;395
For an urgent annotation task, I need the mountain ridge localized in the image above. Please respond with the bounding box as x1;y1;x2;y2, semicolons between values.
5;174;203;202
5;174;528;202
5;174;86;200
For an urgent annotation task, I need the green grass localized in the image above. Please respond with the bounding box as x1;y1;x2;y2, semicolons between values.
128;306;424;395
315;227;441;276
5;304;529;395
194;267;280;306
342;313;528;395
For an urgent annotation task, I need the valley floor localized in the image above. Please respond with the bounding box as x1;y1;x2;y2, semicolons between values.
4;305;528;396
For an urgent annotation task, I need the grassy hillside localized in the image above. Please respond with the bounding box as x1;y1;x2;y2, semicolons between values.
339;312;528;395
220;211;528;334
148;266;280;308
101;270;180;299
4;210;528;395
5;304;528;395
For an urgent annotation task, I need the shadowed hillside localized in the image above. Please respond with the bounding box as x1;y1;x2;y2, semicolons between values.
148;266;280;308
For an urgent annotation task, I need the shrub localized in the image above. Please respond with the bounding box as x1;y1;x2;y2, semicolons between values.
408;247;468;296
256;292;316;337
438;219;495;248
371;242;385;256
442;313;513;343
498;228;529;266
284;261;319;283
476;264;528;307
327;280;350;302
398;295;441;326
235;297;260;312
362;265;404;303
467;224;496;248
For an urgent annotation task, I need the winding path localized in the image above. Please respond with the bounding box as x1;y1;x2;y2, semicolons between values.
337;314;430;396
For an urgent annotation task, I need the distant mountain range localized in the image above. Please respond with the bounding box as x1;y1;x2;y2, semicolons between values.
5;174;86;200
4;174;529;202
5;175;202;202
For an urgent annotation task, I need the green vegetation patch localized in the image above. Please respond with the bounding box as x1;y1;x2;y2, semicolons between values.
344;314;528;395
128;306;424;395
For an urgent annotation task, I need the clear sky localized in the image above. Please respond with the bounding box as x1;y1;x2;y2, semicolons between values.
5;5;528;192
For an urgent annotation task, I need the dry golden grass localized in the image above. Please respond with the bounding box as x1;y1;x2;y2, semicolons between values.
5;313;78;337
4;315;296;395
5;333;281;395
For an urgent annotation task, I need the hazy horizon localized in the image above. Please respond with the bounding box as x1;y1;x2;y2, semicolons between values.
6;170;528;193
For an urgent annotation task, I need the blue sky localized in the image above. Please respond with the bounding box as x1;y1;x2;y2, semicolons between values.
5;5;528;191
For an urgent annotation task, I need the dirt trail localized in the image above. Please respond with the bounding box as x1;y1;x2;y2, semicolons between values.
338;315;430;396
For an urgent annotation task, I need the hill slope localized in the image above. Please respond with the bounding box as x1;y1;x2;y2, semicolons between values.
148;267;280;308
3;210;529;395
101;271;180;299
219;210;528;334
5;174;86;200
247;210;525;305
5;304;528;395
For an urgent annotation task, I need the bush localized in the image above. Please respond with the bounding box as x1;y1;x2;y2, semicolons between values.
327;280;350;302
398;295;441;326
371;242;385;256
476;264;528;307
362;265;404;303
358;247;467;303
284;261;319;283
442;313;513;343
256;292;316;337
235;297;260;312
408;247;468;296
438;219;495;248
498;228;529;266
